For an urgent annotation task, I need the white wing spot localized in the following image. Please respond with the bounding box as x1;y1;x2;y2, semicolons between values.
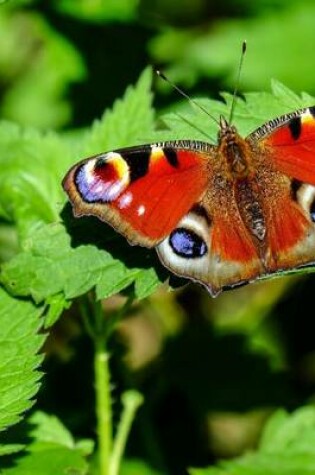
118;192;133;209
137;205;146;216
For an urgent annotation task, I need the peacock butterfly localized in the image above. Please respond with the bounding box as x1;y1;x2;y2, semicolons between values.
62;88;315;296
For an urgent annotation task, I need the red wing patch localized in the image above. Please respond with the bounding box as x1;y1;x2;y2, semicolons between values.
211;213;258;262
263;109;315;185
111;148;209;240
265;194;309;268
63;146;210;246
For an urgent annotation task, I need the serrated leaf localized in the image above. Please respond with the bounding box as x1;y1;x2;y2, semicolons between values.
83;67;154;155
0;67;155;249
1;222;165;303
1;446;88;474
0;287;45;432
29;411;75;449
0;121;73;240
134;268;161;299
1;411;92;473
152;86;315;146
0;444;25;456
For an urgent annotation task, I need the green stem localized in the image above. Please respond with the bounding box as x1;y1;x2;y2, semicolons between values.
95;340;112;475
110;390;144;475
80;294;138;475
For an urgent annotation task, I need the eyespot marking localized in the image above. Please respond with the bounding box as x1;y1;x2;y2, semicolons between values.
169;227;207;258
74;153;130;203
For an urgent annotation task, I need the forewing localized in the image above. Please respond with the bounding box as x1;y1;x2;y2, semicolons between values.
63;143;211;247
249;106;315;184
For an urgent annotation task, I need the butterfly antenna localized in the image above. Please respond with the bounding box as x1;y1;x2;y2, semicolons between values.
156;69;220;126
228;40;247;125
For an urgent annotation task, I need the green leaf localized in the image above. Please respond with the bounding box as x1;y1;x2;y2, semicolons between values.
83;67;154;155
1;222;165;303
0;121;73;240
28;411;75;449
0;287;45;432
152;85;315;145
0;64;162;304
0;444;25;456
0;66;154;247
1;446;88;474
189;406;315;475
259;407;315;454
44;293;71;328
1;411;92;473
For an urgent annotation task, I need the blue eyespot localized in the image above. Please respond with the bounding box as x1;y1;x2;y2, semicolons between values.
169;228;207;258
310;200;315;222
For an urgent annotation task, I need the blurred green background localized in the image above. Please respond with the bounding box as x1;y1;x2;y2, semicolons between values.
1;1;315;474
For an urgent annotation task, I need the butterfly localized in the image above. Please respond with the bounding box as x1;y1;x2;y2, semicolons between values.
62;103;315;297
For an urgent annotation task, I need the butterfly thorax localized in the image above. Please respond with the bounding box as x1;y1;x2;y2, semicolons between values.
218;118;252;179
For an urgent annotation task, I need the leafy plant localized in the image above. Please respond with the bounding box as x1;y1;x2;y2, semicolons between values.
1;60;315;475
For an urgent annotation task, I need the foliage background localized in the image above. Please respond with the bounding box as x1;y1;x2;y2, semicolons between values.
1;0;315;474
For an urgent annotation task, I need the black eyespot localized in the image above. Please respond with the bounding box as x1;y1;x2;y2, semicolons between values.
310;199;315;223
169;228;207;258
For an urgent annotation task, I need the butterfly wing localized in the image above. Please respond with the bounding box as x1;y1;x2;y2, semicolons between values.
249;106;315;184
63;143;211;247
247;106;315;272
64;141;266;297
64;107;315;297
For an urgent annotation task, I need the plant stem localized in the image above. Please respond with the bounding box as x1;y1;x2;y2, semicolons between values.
80;294;138;475
95;339;112;475
110;390;144;475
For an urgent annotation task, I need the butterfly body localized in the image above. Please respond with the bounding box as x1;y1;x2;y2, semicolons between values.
63;106;315;296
